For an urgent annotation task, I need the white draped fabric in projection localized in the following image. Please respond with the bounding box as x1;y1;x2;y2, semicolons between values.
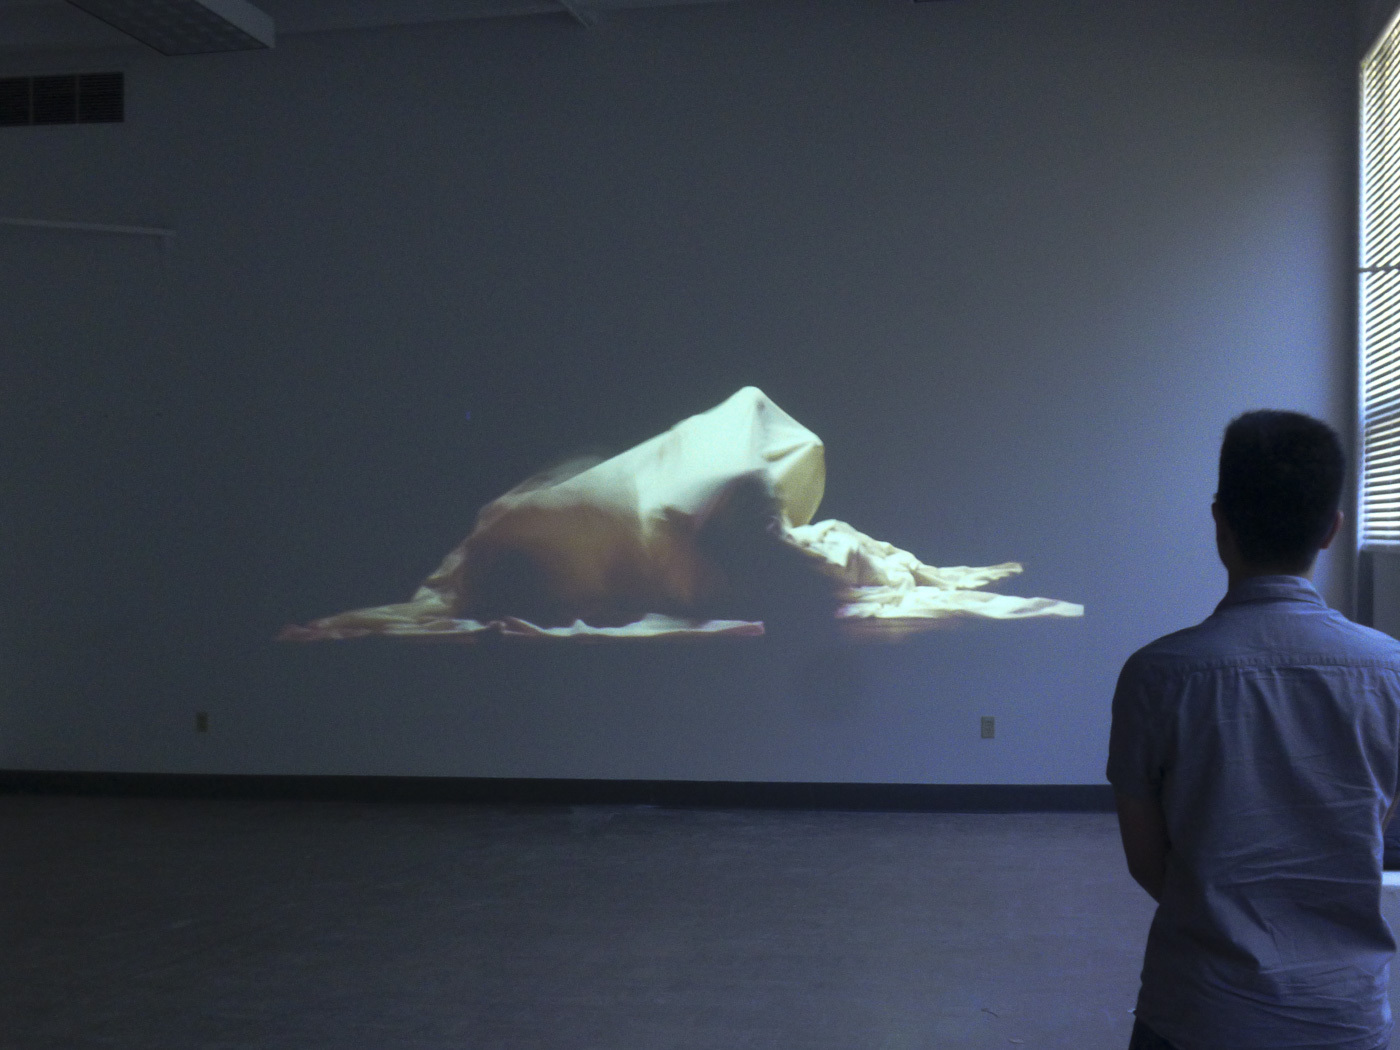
280;388;1083;642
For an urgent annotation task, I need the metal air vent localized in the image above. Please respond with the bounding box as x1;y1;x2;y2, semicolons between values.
0;72;123;127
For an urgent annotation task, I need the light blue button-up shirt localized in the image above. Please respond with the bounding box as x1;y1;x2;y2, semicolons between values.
1108;576;1400;1050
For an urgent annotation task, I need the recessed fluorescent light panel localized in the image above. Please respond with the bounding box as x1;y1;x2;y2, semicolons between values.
65;0;274;56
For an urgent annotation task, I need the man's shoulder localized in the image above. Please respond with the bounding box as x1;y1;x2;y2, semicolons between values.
1120;623;1216;680
1125;606;1400;679
1333;617;1400;659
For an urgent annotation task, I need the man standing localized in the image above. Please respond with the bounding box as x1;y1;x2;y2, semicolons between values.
1108;410;1400;1050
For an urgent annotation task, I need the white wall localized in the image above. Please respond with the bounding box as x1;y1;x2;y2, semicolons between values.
1364;0;1400;55
0;0;1360;782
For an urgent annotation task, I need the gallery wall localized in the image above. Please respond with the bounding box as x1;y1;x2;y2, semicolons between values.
0;0;1360;782
1364;0;1400;56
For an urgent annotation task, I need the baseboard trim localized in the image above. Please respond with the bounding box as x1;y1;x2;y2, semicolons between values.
0;771;1114;811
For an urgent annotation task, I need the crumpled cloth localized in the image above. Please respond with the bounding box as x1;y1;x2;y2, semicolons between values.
279;387;1082;642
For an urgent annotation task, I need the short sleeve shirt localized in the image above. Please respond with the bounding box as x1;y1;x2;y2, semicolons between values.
1107;576;1400;1050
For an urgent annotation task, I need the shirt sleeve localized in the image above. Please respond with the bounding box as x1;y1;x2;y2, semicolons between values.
1106;651;1165;800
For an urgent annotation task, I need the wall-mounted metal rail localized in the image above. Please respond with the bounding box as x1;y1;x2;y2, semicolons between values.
0;217;175;240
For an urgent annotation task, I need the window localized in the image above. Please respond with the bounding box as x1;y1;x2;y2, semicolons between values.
1361;13;1400;546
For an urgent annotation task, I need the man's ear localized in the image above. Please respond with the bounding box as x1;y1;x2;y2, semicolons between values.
1212;501;1240;572
1211;501;1229;548
1319;509;1344;551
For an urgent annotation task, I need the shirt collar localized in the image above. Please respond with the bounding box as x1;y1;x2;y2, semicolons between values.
1215;574;1325;613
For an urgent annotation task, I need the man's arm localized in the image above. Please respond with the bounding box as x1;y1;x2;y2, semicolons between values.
1115;791;1170;903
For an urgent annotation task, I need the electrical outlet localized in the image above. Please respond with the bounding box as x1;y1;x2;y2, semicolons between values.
195;711;209;733
980;716;995;739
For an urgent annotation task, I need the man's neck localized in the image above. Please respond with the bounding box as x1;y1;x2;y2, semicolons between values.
1226;565;1310;592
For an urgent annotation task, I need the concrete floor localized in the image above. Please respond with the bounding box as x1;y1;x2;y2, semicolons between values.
1;798;1396;1050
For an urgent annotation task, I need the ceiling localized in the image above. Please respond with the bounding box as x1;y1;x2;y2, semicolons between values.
0;0;750;54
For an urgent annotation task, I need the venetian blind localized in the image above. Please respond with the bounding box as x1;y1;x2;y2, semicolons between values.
1363;13;1400;546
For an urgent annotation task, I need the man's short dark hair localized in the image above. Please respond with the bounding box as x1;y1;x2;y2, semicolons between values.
1216;410;1345;570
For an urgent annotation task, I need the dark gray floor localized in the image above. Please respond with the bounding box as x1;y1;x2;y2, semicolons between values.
1;798;1389;1050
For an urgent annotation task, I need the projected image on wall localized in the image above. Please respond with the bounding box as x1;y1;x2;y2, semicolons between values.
279;387;1083;642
